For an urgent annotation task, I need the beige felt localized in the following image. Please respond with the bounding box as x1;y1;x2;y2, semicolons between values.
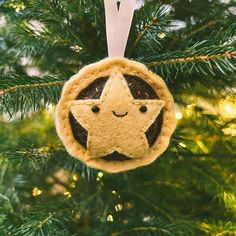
56;57;176;173
69;69;165;159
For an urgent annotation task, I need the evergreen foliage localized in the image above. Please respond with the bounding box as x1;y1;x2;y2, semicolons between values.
0;0;236;235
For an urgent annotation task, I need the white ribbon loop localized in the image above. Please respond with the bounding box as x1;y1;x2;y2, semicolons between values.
104;0;136;57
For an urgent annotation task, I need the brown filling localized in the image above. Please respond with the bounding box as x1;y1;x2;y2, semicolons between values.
69;75;164;161
101;151;133;161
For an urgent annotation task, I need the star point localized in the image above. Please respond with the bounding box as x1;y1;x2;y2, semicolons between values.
70;70;165;159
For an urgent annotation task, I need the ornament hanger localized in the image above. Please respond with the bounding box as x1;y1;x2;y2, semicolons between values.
104;0;136;57
56;0;176;172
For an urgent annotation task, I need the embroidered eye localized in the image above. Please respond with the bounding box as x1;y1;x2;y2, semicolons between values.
92;106;100;113
140;105;147;113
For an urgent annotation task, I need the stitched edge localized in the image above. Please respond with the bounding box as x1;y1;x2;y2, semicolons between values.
56;58;175;171
55;57;176;173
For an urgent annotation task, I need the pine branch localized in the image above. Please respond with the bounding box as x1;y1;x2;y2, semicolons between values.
148;51;236;66
0;145;56;171
134;193;174;222
36;212;56;230
183;160;235;202
128;16;158;56
167;19;224;49
112;219;199;236
143;23;236;78
1;1;236;235
0;75;65;117
127;1;172;56
34;0;84;47
0;140;95;181
6;203;74;236
0;80;65;96
186;20;223;39
201;221;236;236
0;194;14;214
173;73;236;98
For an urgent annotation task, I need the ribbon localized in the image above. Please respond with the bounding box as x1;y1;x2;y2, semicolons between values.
104;0;136;57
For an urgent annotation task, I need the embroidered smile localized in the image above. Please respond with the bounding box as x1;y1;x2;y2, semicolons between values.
112;111;128;117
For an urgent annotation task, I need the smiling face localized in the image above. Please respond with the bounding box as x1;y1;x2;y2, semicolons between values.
112;110;128;117
56;58;176;172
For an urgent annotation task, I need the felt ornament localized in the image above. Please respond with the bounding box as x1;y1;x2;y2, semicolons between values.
56;0;176;173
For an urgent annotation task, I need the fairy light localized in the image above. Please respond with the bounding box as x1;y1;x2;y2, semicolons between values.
175;111;183;120
174;104;183;120
158;32;166;39
222;124;236;136
179;142;187;148
123;219;129;225
125;202;134;210
9;2;25;12
225;104;234;114
223;191;236;209
75;213;81;220
70;45;83;52
106;214;114;222
32;187;42;197
64;191;72;198
98;172;103;178
96;172;104;182
115;204;123;212
112;190;117;195
70;182;76;188
143;216;152;222
219;98;236;119
72;174;79;181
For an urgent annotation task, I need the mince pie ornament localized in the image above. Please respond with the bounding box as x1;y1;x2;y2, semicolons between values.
56;0;176;172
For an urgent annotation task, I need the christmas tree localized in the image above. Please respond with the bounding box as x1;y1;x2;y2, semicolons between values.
1;0;236;235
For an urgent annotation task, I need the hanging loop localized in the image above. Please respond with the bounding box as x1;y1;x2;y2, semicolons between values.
104;0;136;57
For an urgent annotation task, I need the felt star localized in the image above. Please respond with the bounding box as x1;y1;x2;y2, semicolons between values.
69;69;165;159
